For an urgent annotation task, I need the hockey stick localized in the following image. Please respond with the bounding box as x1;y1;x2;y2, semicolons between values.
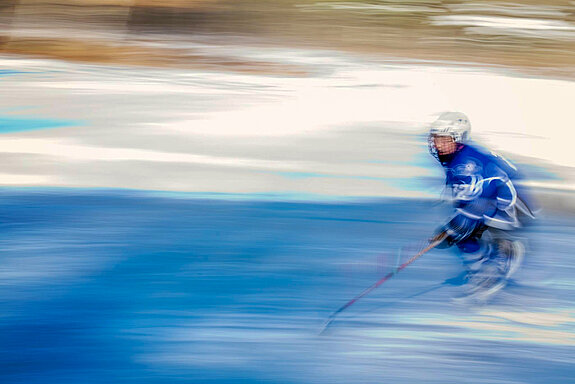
319;232;447;335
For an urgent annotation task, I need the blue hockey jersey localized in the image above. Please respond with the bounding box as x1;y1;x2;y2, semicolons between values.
439;143;536;230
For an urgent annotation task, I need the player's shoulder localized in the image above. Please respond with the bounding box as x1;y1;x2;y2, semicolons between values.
452;144;490;169
461;143;494;161
462;143;519;176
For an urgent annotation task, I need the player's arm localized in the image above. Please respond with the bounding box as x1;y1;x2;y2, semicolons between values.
482;164;519;229
433;167;490;247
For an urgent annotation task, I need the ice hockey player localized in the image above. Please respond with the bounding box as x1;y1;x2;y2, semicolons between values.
428;112;537;298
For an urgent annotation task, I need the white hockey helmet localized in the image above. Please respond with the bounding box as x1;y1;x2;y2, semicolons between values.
429;112;471;143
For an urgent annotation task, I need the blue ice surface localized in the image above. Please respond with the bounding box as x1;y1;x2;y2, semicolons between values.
0;116;81;133
0;187;572;384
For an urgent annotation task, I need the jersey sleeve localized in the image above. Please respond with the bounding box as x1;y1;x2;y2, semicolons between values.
478;162;520;229
450;158;519;230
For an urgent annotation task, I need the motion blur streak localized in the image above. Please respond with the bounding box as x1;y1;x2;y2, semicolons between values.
0;1;574;384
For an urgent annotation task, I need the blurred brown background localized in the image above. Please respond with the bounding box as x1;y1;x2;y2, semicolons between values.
1;0;574;76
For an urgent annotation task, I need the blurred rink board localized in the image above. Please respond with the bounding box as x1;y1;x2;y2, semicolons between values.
0;1;574;207
0;51;573;212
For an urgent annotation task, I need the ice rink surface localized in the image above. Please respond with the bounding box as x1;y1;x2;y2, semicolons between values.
0;190;572;384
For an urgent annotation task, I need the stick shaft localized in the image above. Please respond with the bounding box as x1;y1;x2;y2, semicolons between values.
320;233;446;333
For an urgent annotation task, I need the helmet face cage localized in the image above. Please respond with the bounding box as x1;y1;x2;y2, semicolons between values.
428;135;440;160
428;112;470;159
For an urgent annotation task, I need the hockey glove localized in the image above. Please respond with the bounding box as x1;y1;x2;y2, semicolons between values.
439;214;483;247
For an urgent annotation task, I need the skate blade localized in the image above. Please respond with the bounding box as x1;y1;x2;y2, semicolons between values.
505;242;525;279
452;279;507;304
